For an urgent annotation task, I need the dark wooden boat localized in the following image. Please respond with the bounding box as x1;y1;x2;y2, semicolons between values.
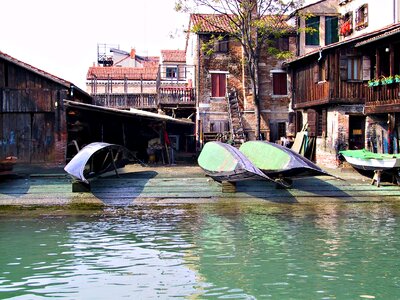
197;141;278;183
239;141;331;180
64;142;133;183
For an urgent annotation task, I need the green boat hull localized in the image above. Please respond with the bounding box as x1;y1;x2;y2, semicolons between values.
197;141;272;182
239;141;329;178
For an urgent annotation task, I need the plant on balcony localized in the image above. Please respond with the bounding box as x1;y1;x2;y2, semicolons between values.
368;78;380;87
395;74;400;83
385;75;394;84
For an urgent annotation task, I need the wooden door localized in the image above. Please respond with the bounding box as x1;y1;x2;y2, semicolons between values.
31;113;55;163
349;115;365;150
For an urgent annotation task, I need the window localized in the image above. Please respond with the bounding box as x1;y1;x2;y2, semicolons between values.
325;16;339;45
305;16;320;46
347;56;362;80
166;67;178;79
214;36;229;53
276;37;289;51
355;4;368;30
211;73;226;97
339;12;353;36
272;72;288;95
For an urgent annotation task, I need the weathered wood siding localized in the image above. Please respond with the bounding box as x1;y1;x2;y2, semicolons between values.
0;57;79;163
365;83;400;114
293;50;366;109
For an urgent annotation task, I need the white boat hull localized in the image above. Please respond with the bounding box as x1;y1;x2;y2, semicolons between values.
343;155;400;170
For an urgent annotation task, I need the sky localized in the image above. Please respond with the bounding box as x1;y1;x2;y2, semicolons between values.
1;0;190;90
1;0;313;92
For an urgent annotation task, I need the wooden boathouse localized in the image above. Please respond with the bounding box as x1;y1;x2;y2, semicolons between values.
0;51;92;165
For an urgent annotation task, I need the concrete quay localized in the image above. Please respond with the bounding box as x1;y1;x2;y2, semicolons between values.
1;163;400;210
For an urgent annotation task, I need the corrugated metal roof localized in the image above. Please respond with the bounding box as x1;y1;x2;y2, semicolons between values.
355;25;400;47
64;100;194;125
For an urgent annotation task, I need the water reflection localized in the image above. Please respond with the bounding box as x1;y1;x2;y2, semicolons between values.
1;203;400;299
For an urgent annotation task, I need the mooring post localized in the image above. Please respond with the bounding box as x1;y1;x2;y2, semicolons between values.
371;170;382;187
72;180;91;192
222;181;236;193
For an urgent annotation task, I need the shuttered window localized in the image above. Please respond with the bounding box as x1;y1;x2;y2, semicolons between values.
306;16;320;46
211;73;226;97
347;56;362;80
272;72;288;95
325;16;339;45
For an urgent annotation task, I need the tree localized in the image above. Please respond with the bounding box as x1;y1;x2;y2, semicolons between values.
176;0;303;140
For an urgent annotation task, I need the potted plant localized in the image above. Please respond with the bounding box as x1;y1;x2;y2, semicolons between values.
386;75;394;84
395;74;400;83
368;79;379;87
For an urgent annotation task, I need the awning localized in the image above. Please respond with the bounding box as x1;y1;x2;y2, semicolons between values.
355;26;400;47
63;100;194;125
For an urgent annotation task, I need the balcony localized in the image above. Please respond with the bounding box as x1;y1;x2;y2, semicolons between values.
94;94;158;109
158;87;195;105
93;87;196;110
365;81;400;114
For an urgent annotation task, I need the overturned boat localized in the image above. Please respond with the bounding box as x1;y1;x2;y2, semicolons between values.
339;149;400;171
64;142;134;183
197;141;283;185
239;141;331;180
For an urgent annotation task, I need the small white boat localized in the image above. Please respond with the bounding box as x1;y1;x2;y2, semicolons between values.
339;149;400;170
64;142;134;183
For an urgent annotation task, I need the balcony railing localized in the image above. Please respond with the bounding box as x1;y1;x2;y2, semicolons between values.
365;82;400;113
94;94;158;109
93;87;196;110
159;87;195;105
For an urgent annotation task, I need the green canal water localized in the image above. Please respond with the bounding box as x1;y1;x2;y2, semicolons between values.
1;202;400;299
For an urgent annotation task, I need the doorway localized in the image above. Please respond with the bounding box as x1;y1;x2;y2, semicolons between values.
349;115;365;150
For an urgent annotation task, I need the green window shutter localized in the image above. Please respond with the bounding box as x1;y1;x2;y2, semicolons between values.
325;16;339;45
306;17;320;46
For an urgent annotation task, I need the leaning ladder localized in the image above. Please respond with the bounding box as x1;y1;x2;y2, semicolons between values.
227;90;246;145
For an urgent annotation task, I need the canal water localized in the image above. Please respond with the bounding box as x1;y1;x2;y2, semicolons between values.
1;202;400;299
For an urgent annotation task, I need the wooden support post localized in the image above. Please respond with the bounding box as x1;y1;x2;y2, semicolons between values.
222;181;236;193
72;180;91;192
371;170;382;187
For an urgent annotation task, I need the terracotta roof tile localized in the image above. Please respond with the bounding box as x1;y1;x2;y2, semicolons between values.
161;50;186;62
87;66;159;80
190;13;294;34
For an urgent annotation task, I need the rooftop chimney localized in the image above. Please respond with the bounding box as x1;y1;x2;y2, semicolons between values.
130;49;136;59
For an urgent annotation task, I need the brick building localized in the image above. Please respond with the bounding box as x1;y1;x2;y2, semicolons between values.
186;13;297;145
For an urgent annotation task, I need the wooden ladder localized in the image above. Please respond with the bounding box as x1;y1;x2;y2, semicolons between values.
228;90;246;145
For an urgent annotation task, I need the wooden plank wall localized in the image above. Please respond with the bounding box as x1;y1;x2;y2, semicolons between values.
293;50;367;107
0;59;68;163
